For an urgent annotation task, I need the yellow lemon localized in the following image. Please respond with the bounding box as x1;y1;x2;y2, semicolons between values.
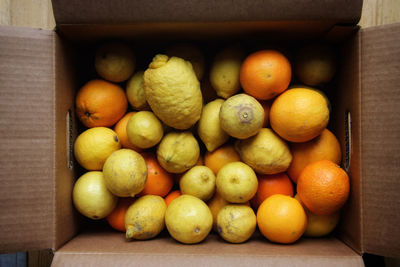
102;149;147;197
144;54;202;130
197;99;229;152
126;71;150;110
157;131;200;173
125;195;167;240
207;191;230;232
72;171;117;220
217;204;256;243
219;93;264;139
126;111;164;149
74;127;121;171
235;128;292;174
165;195;212;244
180;166;216;201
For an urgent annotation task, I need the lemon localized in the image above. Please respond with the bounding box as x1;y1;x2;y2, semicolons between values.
144;54;203;130
72;171;117;220
102;149;147;197
74;127;121;171
180;166;216;201
210;45;245;99
235;128;292;174
216;161;258;203
207;191;230;232
126;111;164;149
157;131;200;173
197;99;229;152
165;195;212;244
219;93;264;139
125;195;167;240
166;43;205;81
217;204;256;243
95;42;135;83
126;71;150;110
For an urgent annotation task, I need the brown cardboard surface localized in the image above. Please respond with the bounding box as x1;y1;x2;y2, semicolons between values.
52;229;363;267
360;22;400;258
0;25;55;253
51;0;362;25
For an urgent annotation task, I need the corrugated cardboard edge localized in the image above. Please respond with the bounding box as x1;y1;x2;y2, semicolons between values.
0;25;56;253
360;22;400;258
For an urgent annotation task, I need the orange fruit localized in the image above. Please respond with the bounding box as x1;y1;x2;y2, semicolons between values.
287;128;341;183
250;173;294;210
113;112;142;152
260;100;271;127
76;79;128;128
106;197;135;232
269;87;330;143
297;160;350;215
257;194;307;244
240;50;292;100
139;153;174;197
204;144;241;175
164;190;181;207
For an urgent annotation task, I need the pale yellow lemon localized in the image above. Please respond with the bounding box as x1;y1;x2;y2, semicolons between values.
126;111;164;149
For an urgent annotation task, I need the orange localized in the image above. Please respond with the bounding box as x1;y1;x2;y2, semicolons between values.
257;194;307;244
76;79;128;128
204;144;241;175
240;50;292;100
139;153;174;197
269;87;330;143
106;197;135;232
297;160;350;215
250;173;294;210
260;100;271;127
287;128;341;183
164;190;181;207
113;112;142;152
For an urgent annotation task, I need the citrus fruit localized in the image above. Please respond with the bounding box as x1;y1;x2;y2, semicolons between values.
240;50;291;100
219;93;264;139
297;160;350;215
287;128;342;183
113;112;141;152
139;153;174;197
75;79;128;128
144;54;203;130
294;43;337;86
204;144;241;175
166;43;205;81
126;70;150;111
217;204;256;243
216;161;258;203
165;190;182;207
210;45;245;99
95;42;135;82
102;149;147;197
165;195;213;244
260;100;271;127
235;128;292;174
157;131;200;173
126;111;164;149
74;127;121;170
250;173;294;210
72;171;118;220
198;99;230;152
125;195;167;240
106;197;135;232
257;194;307;244
207;191;230;232
180;166;216;201
294;195;340;237
269;87;330;142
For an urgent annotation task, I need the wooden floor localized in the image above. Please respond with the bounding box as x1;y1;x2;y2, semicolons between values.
0;0;399;266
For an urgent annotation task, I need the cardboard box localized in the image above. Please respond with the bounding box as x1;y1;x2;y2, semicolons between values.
0;0;399;265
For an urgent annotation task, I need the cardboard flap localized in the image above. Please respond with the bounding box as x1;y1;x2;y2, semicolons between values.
52;0;362;25
360;23;400;258
52;230;363;267
0;26;56;253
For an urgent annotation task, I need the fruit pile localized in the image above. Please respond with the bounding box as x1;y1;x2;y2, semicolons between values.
72;42;350;244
